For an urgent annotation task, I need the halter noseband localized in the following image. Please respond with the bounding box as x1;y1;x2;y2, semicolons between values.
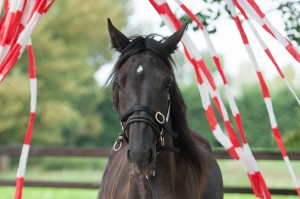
113;104;178;152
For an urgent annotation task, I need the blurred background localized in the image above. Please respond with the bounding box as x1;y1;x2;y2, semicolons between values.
0;0;299;198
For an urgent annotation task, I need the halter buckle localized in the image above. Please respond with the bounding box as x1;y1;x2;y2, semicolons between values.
159;130;165;146
155;112;165;124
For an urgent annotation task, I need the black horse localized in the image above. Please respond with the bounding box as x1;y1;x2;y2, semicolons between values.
98;19;223;199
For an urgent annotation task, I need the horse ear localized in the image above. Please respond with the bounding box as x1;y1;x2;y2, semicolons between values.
107;18;130;52
163;23;188;54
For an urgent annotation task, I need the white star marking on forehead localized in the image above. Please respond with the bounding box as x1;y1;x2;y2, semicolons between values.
136;65;144;74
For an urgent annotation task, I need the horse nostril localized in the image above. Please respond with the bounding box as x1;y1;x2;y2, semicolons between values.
127;150;132;162
127;148;154;166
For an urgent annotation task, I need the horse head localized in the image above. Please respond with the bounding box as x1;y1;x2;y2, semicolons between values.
107;18;187;176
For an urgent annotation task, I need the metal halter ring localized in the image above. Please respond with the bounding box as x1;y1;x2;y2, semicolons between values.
155;112;165;124
113;140;122;151
114;134;124;151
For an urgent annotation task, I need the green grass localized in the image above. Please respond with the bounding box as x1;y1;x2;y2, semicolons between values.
0;157;108;182
0;158;299;198
219;160;300;188
0;187;299;199
0;187;98;199
0;169;103;183
224;194;299;199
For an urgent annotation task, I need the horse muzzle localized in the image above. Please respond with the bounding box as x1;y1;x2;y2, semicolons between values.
127;147;156;176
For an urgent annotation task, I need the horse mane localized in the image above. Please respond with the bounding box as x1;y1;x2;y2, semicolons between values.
170;78;207;196
107;34;206;195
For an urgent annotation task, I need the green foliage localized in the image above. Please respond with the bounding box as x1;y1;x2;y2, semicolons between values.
95;88;121;147
284;130;300;149
0;0;129;146
179;0;229;34
178;0;300;45
277;0;300;44
176;61;300;149
0;71;30;144
283;109;300;149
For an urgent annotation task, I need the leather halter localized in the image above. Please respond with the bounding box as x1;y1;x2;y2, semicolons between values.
113;100;179;199
113;104;179;152
122;105;177;136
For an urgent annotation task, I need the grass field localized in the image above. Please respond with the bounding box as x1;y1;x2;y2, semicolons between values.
0;157;299;198
0;187;300;199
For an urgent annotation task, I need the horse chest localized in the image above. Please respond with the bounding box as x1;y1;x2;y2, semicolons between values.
127;177;152;199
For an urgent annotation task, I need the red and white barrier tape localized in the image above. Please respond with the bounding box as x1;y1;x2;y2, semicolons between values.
0;0;54;83
150;0;299;198
228;0;300;196
230;1;300;106
149;0;269;197
14;41;37;199
236;0;300;63
0;1;55;199
176;0;274;197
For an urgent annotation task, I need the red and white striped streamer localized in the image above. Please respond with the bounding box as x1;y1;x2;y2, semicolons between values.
235;1;300;105
237;8;300;106
150;0;299;198
0;0;55;83
236;0;300;63
174;0;273;197
15;40;37;199
0;1;55;199
149;0;270;197
227;0;300;196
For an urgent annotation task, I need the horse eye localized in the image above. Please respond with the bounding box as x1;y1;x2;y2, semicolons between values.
164;83;172;91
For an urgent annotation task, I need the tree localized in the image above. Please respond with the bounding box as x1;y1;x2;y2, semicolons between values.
0;0;130;146
283;109;300;149
179;0;300;45
95;88;121;147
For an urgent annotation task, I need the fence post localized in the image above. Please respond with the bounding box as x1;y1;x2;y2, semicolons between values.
0;155;10;171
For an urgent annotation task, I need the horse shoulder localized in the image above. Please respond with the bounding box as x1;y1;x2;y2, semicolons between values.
98;147;130;199
189;128;212;153
174;162;202;198
189;129;224;199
